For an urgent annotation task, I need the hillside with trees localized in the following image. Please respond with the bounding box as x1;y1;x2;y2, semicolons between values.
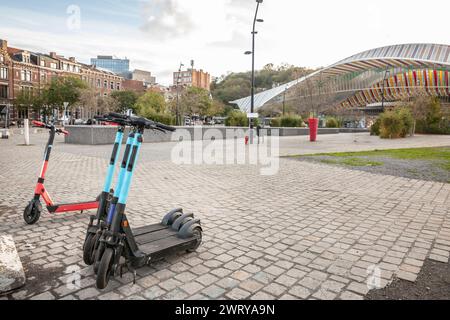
211;63;314;106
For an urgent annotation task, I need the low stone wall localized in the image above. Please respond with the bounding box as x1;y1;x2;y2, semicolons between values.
64;125;368;145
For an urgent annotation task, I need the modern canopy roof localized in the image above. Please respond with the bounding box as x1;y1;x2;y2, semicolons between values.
230;43;450;112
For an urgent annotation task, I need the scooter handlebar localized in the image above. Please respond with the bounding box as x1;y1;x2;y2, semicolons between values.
32;120;69;135
32;120;48;128
107;112;128;120
57;128;70;136
155;122;176;132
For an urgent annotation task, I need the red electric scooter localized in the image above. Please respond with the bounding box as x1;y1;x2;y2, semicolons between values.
23;120;100;224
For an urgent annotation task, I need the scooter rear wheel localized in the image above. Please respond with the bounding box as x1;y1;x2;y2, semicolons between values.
96;247;114;290
187;227;202;253
23;202;41;225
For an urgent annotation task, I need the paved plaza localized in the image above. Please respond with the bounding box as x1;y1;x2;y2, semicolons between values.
0;132;449;300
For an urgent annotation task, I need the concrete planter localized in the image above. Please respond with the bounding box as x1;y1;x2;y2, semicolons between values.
64;125;367;145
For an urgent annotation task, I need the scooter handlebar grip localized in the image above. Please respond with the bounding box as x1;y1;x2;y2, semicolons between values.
156;123;176;132
58;128;70;136
32;120;46;128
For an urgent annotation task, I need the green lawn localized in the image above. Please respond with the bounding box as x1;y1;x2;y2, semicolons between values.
293;147;450;171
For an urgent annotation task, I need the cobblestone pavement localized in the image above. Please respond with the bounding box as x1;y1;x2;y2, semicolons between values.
0;133;449;300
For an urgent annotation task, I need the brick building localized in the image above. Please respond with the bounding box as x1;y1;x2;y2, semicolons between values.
173;68;211;91
0;38;124;123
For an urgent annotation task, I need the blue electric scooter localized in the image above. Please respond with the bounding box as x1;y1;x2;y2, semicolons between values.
82;114;130;265
92;114;203;290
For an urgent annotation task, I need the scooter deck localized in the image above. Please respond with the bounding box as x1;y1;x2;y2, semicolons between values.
133;224;197;262
47;201;99;213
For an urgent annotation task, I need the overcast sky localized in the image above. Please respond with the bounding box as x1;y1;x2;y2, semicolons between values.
1;0;449;85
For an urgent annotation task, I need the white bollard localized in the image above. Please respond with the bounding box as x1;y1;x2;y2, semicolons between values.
24;119;30;146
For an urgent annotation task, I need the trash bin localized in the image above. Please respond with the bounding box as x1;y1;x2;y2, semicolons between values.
309;118;319;142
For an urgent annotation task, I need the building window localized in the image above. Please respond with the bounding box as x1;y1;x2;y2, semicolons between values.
110;81;114;90
40;61;45;67
20;70;32;82
104;80;108;88
116;83;120;90
97;79;101;88
50;62;57;69
0;55;4;63
0;85;7;98
0;67;8;80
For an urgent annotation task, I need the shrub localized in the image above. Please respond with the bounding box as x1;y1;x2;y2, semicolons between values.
225;110;248;127
379;108;413;139
370;118;381;136
270;117;281;128
280;114;303;128
269;114;304;128
140;108;175;126
326;117;339;128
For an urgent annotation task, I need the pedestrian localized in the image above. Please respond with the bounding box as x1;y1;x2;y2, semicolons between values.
257;123;265;144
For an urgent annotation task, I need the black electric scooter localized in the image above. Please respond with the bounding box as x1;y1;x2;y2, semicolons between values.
93;114;202;289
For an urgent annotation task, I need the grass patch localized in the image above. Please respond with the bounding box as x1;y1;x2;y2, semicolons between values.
296;147;450;172
302;147;450;161
319;157;383;167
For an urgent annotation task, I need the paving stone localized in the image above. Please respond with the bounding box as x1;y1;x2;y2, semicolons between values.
216;277;239;290
396;271;417;282
339;291;364;300
250;291;276;300
288;285;311;299
29;291;56;300
143;286;166;300
225;288;251;300
75;287;102;300
239;279;264;293
262;282;287;297
347;282;370;295
202;285;226;299
180;282;204;295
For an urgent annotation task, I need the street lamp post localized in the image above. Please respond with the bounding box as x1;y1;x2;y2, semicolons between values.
176;63;184;126
245;0;263;144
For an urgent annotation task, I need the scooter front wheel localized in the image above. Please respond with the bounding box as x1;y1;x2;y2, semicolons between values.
96;247;114;290
23;202;41;225
83;233;96;265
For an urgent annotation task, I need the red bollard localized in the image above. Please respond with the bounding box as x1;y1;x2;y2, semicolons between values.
245;136;249;145
309;118;319;142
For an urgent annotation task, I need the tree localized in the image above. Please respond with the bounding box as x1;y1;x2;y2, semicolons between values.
45;76;87;112
225;110;248;127
14;90;48;119
78;88;98;119
136;91;167;115
111;90;139;113
211;64;314;105
179;87;212;117
97;95;119;115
